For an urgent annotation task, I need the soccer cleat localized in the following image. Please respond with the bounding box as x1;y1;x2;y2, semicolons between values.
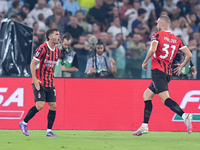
46;131;58;137
184;113;193;134
132;126;148;136
19;121;29;136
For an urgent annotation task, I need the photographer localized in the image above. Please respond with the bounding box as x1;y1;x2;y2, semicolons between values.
85;41;117;78
54;33;78;77
172;50;197;79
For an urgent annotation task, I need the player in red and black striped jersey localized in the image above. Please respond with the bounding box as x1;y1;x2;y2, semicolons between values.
19;28;61;137
133;16;193;136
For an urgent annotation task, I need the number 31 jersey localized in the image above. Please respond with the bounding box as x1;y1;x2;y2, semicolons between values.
151;30;186;75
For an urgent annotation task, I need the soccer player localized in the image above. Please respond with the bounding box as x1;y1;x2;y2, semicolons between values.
19;28;61;137
133;15;193;136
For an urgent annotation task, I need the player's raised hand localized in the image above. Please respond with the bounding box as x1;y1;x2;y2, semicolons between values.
173;64;183;76
142;62;148;71
33;78;42;91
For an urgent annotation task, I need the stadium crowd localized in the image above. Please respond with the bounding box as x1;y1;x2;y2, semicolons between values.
0;0;200;79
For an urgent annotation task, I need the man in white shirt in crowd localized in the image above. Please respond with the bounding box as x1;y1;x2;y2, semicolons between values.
28;0;53;22
107;16;129;42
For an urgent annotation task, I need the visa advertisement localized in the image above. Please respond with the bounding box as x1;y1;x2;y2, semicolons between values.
0;78;199;132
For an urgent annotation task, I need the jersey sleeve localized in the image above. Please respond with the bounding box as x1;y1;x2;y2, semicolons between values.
178;38;187;50
151;32;159;43
33;47;45;61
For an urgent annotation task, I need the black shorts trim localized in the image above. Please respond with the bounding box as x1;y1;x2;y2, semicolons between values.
148;69;171;94
32;84;56;102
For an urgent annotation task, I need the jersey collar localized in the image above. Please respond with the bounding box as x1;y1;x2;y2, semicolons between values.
46;41;55;51
164;30;171;32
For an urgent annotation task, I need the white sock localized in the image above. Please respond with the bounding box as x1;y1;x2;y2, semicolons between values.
21;120;28;125
182;113;186;120
47;129;52;133
142;123;148;127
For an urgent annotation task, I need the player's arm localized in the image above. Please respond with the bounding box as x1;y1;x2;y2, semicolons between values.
30;58;42;90
174;47;192;76
142;41;158;71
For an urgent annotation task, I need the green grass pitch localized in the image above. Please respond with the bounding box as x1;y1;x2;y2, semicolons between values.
0;130;199;150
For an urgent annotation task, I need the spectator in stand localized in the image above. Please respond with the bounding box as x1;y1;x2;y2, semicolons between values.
141;0;156;23
38;13;47;32
170;19;182;37
0;0;8;15
46;4;67;36
7;0;24;9
131;8;150;43
107;7;120;27
100;32;111;55
108;33;126;78
63;0;80;16
32;22;45;52
48;0;62;10
76;0;95;16
192;31;200;47
176;0;190;17
107;32;113;45
152;0;164;19
21;3;35;27
107;16;129;42
188;38;200;51
102;0;115;19
73;35;90;78
86;0;107;27
124;0;141;33
16;11;27;24
24;0;37;11
120;0;132;19
28;0;53;22
179;17;193;45
126;33;146;78
186;12;199;33
92;22;102;40
49;20;58;29
65;16;83;45
163;0;179;19
194;4;200;22
4;0;21;18
76;10;92;34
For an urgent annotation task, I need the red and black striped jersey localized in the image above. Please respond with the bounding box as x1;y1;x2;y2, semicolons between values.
33;42;61;87
151;30;186;75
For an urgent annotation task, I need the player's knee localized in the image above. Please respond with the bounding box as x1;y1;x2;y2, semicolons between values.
143;92;151;100
49;102;57;110
36;102;45;110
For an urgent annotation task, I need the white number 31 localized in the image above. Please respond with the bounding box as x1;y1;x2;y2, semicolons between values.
159;44;176;60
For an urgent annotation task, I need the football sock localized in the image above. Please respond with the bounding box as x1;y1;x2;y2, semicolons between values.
47;110;56;129
24;106;39;123
47;129;52;133
165;98;184;116
143;100;153;124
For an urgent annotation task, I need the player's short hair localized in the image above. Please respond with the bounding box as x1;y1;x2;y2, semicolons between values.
159;15;171;26
62;32;72;41
46;28;59;41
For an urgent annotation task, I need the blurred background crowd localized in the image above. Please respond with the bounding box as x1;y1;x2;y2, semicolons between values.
0;0;200;79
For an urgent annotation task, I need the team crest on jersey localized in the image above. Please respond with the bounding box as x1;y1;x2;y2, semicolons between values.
36;52;40;57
